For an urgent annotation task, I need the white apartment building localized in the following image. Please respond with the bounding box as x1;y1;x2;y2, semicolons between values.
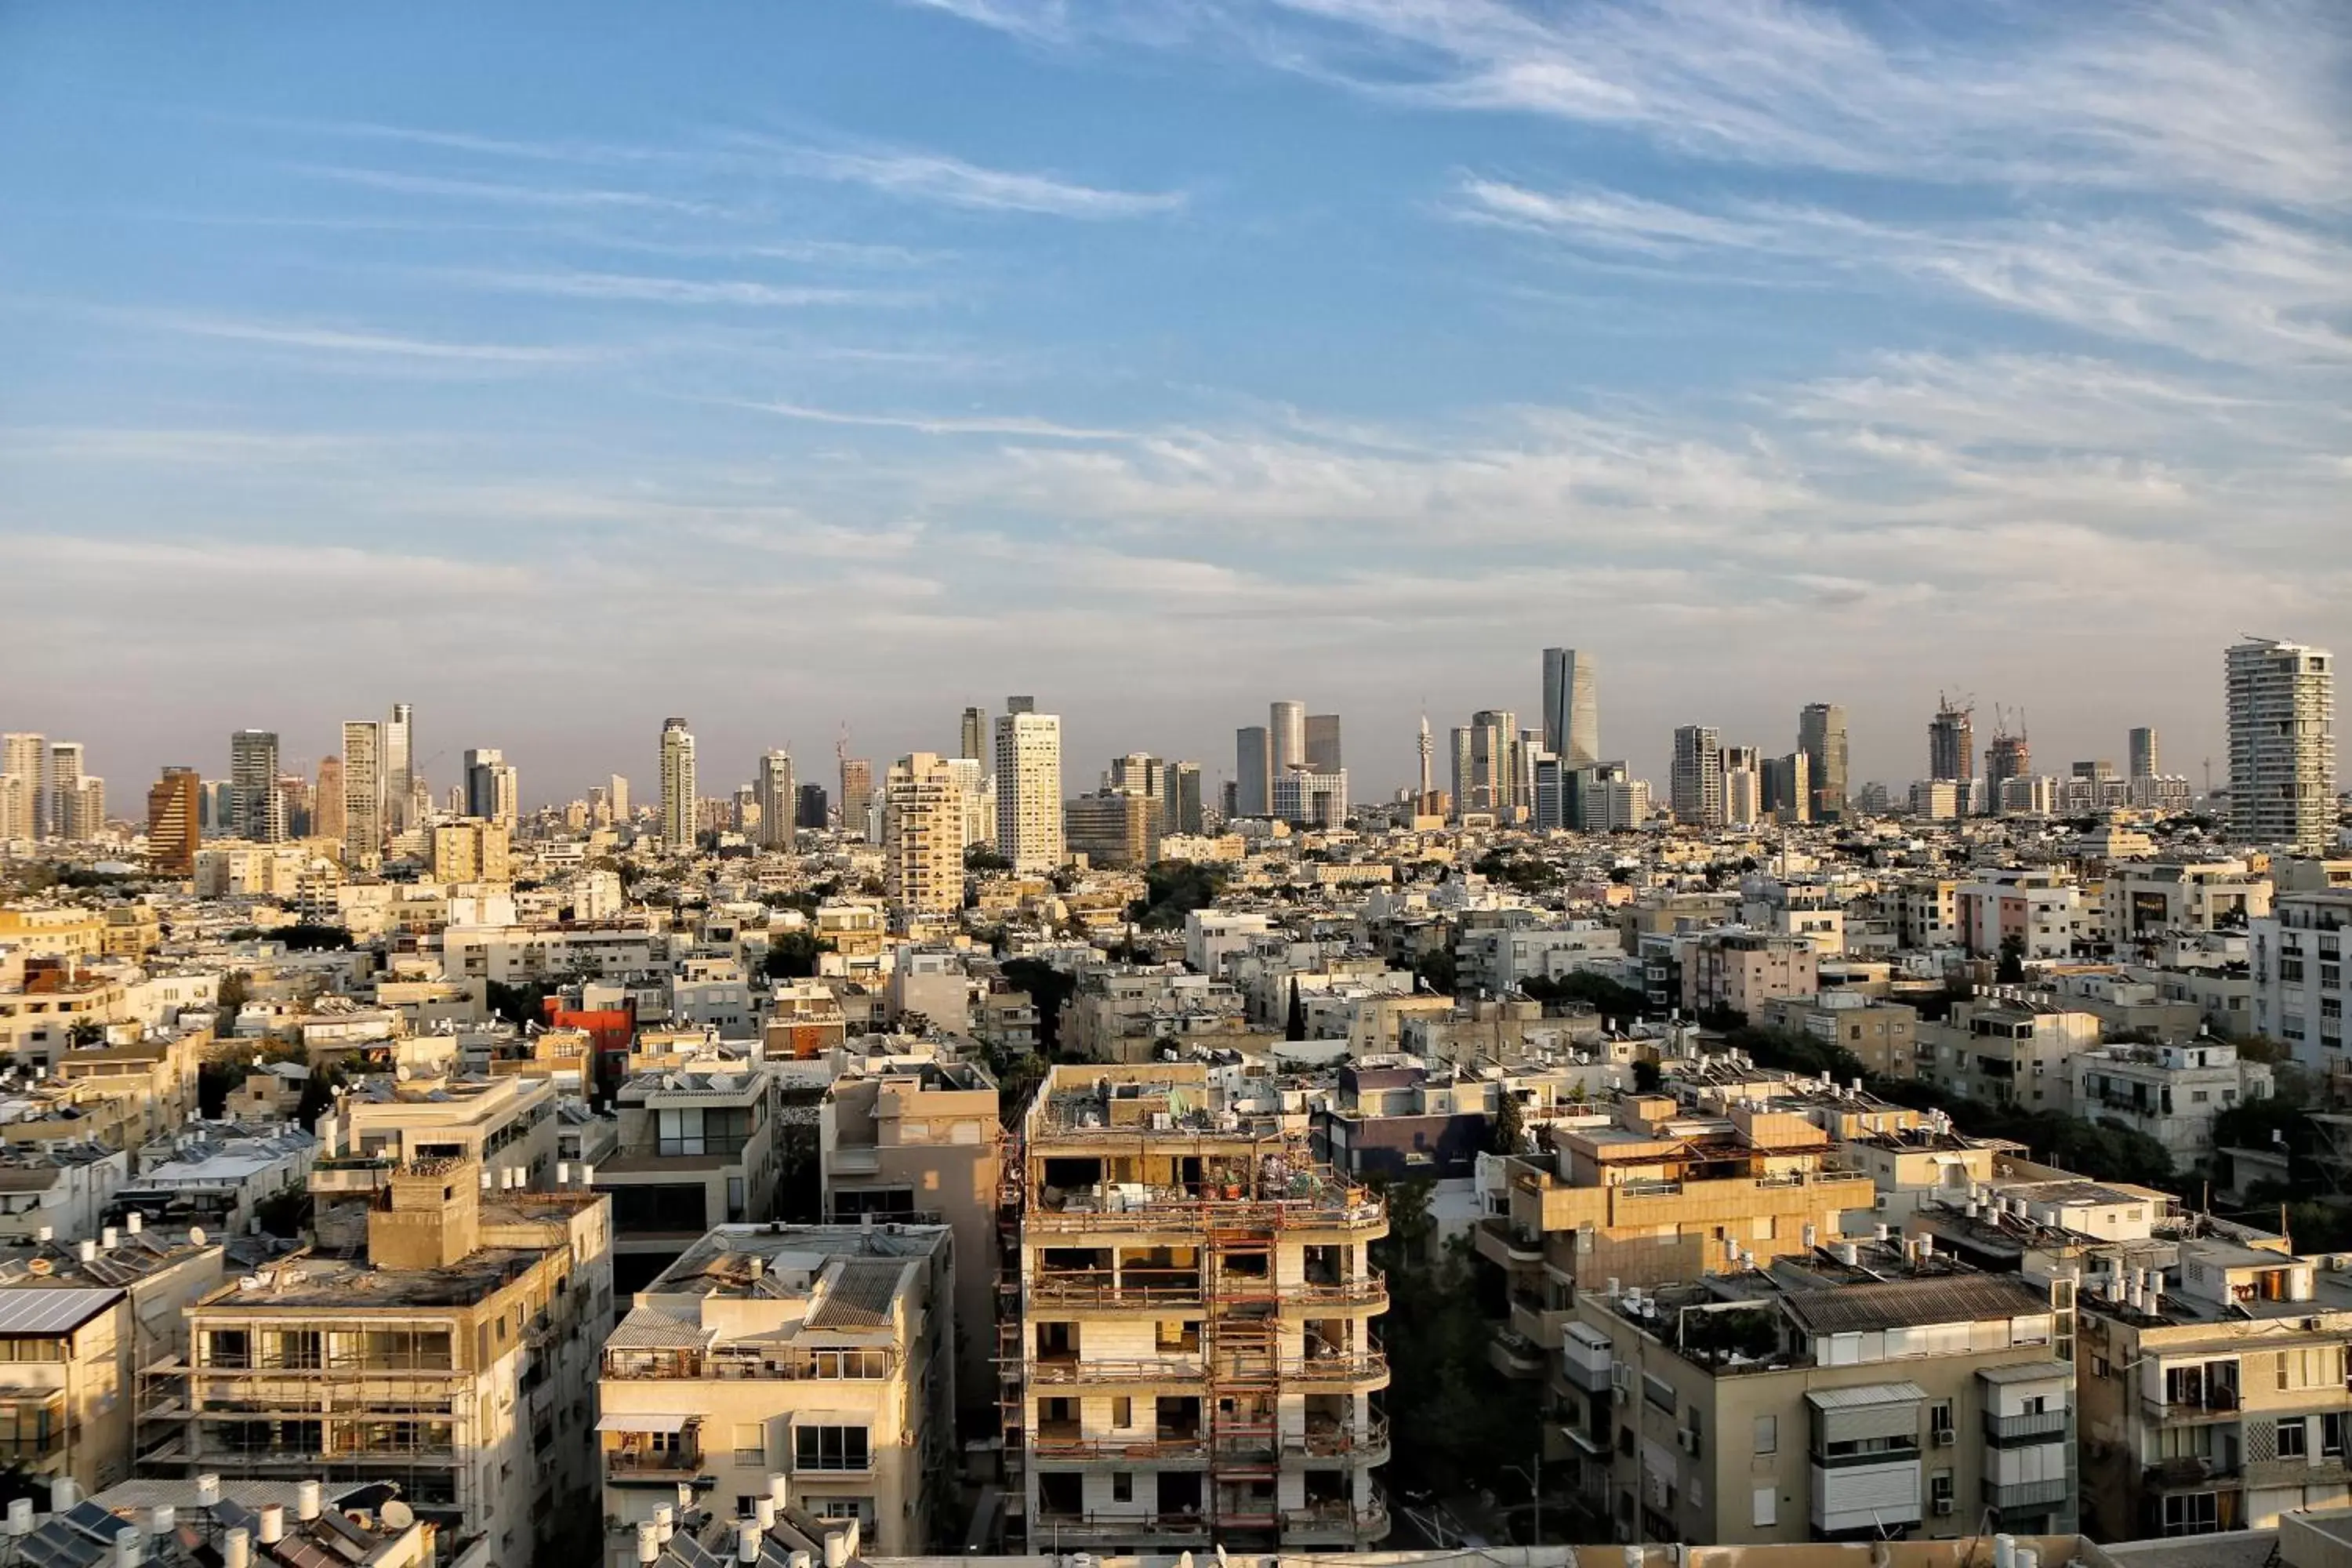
995;705;1065;876
660;717;698;848
1956;869;2089;961
2250;889;2352;1068
2069;1041;2270;1157
2227;638;2336;854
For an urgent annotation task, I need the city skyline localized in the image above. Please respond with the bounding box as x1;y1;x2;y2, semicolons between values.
2;4;2345;797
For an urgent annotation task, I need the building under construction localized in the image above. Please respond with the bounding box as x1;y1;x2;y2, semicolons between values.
1006;1063;1389;1554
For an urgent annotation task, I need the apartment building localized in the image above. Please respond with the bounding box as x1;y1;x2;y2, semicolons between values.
150;1161;612;1566
0;953;126;1068
1910;994;2103;1109
818;1061;999;1428
2103;860;2273;942
1060;971;1258;1064
2250;888;2352;1069
2078;1233;2352;1537
1682;931;1820;1019
2069;1042;2270;1158
1570;1247;2077;1544
0;1142;130;1243
1475;1088;1875;1394
439;920;670;989
1956;871;2089;962
0;1222;223;1495
0;911;106;960
324;1074;557;1190
595;1221;953;1561
1012;1064;1390;1552
1759;993;1919;1078
882;753;969;930
597;1067;780;1290
1064;793;1161;871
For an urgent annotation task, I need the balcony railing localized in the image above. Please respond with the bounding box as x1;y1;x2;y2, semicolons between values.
1034;1428;1209;1462
1283;1497;1389;1537
1985;1409;2071;1445
1031;1273;1204;1309
2143;1454;2238;1490
1984;1477;2072;1512
605;1446;704;1479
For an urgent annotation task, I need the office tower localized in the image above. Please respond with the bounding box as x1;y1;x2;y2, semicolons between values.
840;757;875;840
1272;768;1348;828
225;730;281;843
1533;755;1566;831
1761;751;1812;824
146;767;201;876
960;706;986;763
44;742;85;841
2227;638;2337;851
1063;791;1160;869
1449;726;1473;815
383;702;413;832
659;717;697;846
1416;716;1434;804
63;775;103;840
1007;695;1037;716
314;757;345;844
1516;728;1544;812
1169;762;1204;836
1720;744;1761;828
1269;700;1307;778
2129;727;2161;780
1;734;43;839
608;775;630;821
797;783;829;830
994;699;1064;875
1929;698;1974;783
0;775;26;845
1470;710;1517;814
341;720;383;862
1106;753;1167;823
1305;714;1343;774
755;750;798;849
884;753;970;924
1220;779;1239;820
1987;733;2031;810
1541;648;1600;768
1796;702;1848;824
1671;725;1726;826
275;773;313;838
1234;726;1272;818
463;748;519;830
947;755;994;848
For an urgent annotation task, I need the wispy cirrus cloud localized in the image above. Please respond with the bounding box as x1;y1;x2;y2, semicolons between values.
433;269;912;309
731;398;1136;440
739;136;1186;218
139;311;596;363
286;162;740;217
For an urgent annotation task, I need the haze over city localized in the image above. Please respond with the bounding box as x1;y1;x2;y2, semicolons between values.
5;2;2349;798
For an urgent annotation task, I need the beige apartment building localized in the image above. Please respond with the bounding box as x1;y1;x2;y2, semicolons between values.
1759;994;1919;1079
1683;931;1820;1019
324;1073;558;1190
597;1066;780;1290
2078;1233;2352;1538
428;820;513;885
1909;994;2103;1109
595;1221;955;1563
149;1160;613;1566
883;753;969;931
0;910;106;960
1570;1246;2077;1545
819;1060;1000;1429
1013;1063;1391;1552
1475;1089;1875;1393
0;951;127;1066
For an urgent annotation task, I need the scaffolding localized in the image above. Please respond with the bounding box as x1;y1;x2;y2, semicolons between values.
996;1124;1027;1548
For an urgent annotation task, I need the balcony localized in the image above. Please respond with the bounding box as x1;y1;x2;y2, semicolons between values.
2142;1387;2240;1425
1030;1356;1205;1385
1984;1477;2072;1513
1475;1216;1545;1268
1033;1425;1209;1464
1489;1329;1547;1381
1290;1416;1390;1464
1283;1495;1390;1541
2143;1454;2239;1491
605;1445;704;1481
1282;1352;1389;1388
1029;1510;1213;1544
1984;1409;2071;1445
1561;1323;1614;1393
1030;1272;1205;1310
1510;1293;1573;1346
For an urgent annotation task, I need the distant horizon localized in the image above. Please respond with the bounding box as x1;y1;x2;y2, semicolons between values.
2;4;2343;808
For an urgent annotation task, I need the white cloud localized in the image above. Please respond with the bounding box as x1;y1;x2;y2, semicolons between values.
142;312;596;364
748;138;1186;218
436;270;906;309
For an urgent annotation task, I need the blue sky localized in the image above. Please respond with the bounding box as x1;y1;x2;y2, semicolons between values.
2;0;2346;804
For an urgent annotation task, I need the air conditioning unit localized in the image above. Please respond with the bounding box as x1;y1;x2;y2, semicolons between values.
1933;1499;1955;1516
1933;1428;1958;1446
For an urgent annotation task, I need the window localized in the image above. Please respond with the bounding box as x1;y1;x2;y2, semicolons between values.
1112;1473;1134;1503
1751;1486;1777;1528
811;1499;875;1526
794;1425;871;1473
2325;1413;2347;1459
1112;1397;1132;1428
803;1349;889;1379
1930;1401;1954;1440
1753;1414;1777;1456
2162;1493;2220;1537
1931;1471;1955;1508
733;1425;766;1465
2279;1419;2308;1459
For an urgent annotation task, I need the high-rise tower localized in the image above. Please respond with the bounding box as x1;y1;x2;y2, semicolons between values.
229;730;283;843
1929;697;1975;785
1671;725;1726;827
1269;700;1307;780
2227;638;2336;852
1797;703;1848;824
340;720;384;862
147;768;201;877
383;702;414;832
1;735;45;840
2129;727;2160;781
1541;648;1599;768
755;751;797;849
994;699;1064;874
659;717;697;846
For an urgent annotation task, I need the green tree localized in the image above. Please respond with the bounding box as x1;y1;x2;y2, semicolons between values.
273;924;355;952
1001;959;1079;1057
762;931;826;980
1997;932;2027;983
1284;978;1307;1042
964;844;1013;873
1490;1087;1526;1155
1412;947;1457;996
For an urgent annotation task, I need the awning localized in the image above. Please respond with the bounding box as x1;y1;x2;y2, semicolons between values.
595;1413;694;1434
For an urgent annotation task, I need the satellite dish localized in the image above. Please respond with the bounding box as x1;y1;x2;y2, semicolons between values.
381;1501;414;1530
188;1227;207;1247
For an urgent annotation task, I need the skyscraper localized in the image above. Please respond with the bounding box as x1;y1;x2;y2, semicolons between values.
2129;727;2161;781
884;753;969;925
463;749;518;829
341;720;383;862
1797;703;1848;824
1720;744;1761;828
1469;710;1517;814
1987;732;2031;811
659;717;697;846
1541;648;1600;768
755;751;797;850
994;699;1064;875
1929;699;1974;784
1168;762;1204;836
1;735;44;840
1305;714;1343;774
797;784;829;831
146;767;201;877
960;706;986;763
840;757;875;840
314;756;346;844
228;730;283;843
1106;753;1167;827
45;742;85;842
1671;725;1726;826
1269;700;1307;780
2227;638;2336;852
1234;727;1271;818
1760;751;1811;824
608;775;630;822
383;702;413;832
